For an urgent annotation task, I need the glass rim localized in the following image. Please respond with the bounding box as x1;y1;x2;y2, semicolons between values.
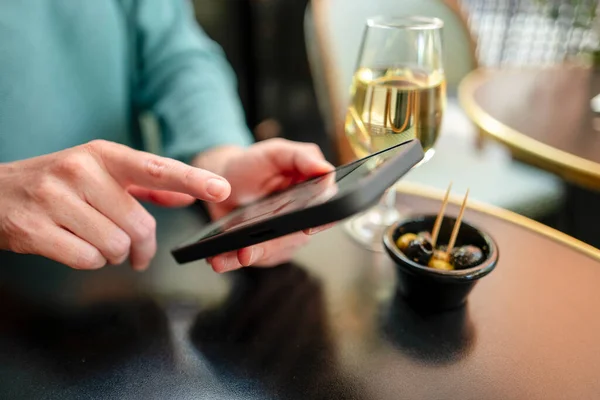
366;15;444;30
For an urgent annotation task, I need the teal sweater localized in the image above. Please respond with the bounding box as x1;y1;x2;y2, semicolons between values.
0;0;253;164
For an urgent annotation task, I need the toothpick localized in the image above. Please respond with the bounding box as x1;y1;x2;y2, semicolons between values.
431;182;453;247
447;189;470;254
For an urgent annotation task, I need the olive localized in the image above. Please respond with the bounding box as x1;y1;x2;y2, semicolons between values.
451;245;484;269
403;236;433;265
432;249;450;262
396;233;417;251
428;258;454;271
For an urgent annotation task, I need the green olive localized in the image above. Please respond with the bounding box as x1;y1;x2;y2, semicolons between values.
396;233;417;250
433;249;450;262
428;258;454;271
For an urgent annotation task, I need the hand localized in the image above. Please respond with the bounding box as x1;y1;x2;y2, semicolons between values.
195;139;335;273
0;140;231;271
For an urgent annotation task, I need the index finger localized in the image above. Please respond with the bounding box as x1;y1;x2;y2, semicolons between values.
93;141;231;202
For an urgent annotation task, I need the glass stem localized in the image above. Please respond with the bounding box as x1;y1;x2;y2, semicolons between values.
379;180;401;225
383;181;398;209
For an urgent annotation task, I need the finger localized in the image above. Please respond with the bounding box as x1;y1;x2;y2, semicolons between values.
81;163;158;271
93;140;231;202
52;192;131;265
128;185;196;207
208;251;243;273
304;222;336;235
305;176;339;207
33;222;107;270
252;248;298;268
251;244;302;267
260;139;334;177
237;231;309;267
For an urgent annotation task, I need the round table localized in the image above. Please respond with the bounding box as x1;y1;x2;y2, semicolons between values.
1;186;600;399
459;65;600;190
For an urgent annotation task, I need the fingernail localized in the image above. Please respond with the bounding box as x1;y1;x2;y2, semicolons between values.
218;254;238;272
133;262;149;272
316;160;334;171
206;179;229;199
247;246;264;266
308;223;334;235
242;247;254;267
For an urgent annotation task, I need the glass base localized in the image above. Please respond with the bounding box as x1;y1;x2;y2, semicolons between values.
344;204;403;252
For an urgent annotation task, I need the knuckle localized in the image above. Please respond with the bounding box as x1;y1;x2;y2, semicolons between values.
306;142;323;155
262;137;286;149
84;139;110;152
270;137;287;145
54;152;91;181
273;137;291;148
145;157;168;180
131;212;156;242
73;248;105;270
30;175;60;203
107;231;131;262
182;167;197;188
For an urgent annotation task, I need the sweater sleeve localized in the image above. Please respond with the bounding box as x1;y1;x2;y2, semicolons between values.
129;0;253;162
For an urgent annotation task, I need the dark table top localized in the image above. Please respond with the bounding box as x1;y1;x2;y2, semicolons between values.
1;186;600;400
459;66;600;189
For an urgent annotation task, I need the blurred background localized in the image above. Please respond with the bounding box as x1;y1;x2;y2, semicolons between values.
193;0;331;156
193;0;598;148
191;0;600;248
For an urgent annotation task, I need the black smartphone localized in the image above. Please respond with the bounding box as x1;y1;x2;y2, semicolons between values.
171;140;424;264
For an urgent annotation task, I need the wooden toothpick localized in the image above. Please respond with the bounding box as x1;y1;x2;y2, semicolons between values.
447;189;470;254
431;182;453;247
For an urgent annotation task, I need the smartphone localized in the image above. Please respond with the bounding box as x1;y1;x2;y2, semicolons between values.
171;140;424;264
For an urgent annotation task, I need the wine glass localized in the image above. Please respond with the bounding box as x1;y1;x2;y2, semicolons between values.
343;16;446;251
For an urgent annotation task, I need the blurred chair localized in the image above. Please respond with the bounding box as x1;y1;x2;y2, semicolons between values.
304;0;565;219
460;0;596;67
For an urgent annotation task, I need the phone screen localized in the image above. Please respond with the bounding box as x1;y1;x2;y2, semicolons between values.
180;142;412;244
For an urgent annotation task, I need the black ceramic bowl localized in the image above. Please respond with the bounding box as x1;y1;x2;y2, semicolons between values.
383;215;499;312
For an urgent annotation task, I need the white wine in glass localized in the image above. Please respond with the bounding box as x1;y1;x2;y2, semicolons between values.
343;16;446;251
346;66;445;158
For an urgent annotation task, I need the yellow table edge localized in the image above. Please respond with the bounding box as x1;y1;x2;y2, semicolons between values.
396;181;600;262
458;68;600;190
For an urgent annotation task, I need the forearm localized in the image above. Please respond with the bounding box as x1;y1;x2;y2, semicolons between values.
131;0;253;162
